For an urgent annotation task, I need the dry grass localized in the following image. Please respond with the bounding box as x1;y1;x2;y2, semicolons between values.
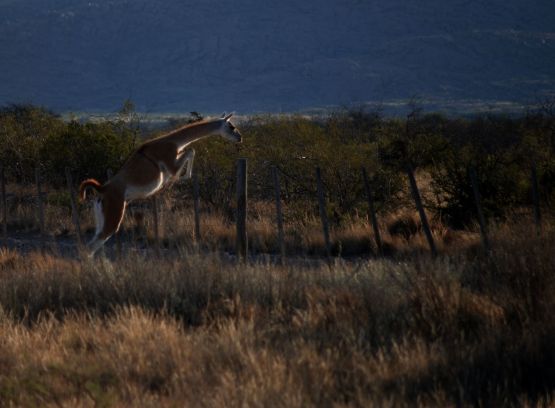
2;182;485;257
0;221;554;406
125;197;483;258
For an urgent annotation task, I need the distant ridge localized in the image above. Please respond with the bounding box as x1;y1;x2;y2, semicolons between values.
0;0;553;113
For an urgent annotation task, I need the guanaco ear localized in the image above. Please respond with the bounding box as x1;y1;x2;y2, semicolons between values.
223;113;233;121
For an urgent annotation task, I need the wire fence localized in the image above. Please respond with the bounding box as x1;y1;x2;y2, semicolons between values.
0;159;548;260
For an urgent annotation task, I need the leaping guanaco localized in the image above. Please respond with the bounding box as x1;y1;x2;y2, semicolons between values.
79;113;242;256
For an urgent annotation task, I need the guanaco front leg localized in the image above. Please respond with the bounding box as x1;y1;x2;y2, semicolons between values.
173;148;195;180
158;149;195;190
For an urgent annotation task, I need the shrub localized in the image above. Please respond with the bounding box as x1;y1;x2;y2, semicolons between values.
430;115;544;228
39;120;136;185
0;104;65;182
0;103;138;187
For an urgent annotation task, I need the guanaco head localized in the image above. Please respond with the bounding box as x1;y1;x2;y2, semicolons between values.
220;113;242;143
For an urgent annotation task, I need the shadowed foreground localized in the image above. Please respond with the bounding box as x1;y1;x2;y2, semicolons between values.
0;224;554;406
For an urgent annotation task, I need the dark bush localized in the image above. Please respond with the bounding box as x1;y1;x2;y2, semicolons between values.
0;104;64;182
0;103;138;187
430;114;555;228
39;120;136;185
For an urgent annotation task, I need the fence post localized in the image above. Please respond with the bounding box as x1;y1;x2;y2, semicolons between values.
406;165;437;256
193;172;201;243
236;159;248;262
65;167;82;246
35;167;45;238
361;167;383;255
272;166;286;264
1;166;7;242
530;163;541;236
316;167;331;259
152;195;160;256
469;167;490;252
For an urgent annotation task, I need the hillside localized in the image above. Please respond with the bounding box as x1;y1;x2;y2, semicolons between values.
0;0;554;113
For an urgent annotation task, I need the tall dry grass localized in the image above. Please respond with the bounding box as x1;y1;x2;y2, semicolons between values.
2;180;486;256
0;222;554;406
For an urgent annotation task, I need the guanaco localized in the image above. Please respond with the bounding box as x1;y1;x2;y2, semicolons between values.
79;113;242;255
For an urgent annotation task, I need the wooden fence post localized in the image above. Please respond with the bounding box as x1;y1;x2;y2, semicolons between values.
361;167;383;255
152;195;160;256
65;167;82;246
530;163;541;235
35;167;45;237
272;166;286;264
193;172;201;243
316;167;331;259
406;165;437;256
469;167;490;252
1;166;7;242
236;159;248;262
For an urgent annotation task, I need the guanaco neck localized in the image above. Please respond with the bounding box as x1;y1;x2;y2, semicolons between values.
156;119;223;147
108;119;223;192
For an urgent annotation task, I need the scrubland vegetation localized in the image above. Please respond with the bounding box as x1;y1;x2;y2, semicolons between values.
1;102;554;229
0;102;554;406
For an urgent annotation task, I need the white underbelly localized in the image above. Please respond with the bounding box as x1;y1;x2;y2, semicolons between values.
93;198;105;235
125;173;164;201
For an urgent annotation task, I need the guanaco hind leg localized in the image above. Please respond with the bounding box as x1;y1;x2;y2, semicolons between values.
88;195;126;256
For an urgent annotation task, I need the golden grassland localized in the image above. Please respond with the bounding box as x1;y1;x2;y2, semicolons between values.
3;180;481;259
0;218;554;406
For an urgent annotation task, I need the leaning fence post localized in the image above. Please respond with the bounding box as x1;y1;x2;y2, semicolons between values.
316;167;331;259
192;172;201;243
406;164;437;256
1;166;7;242
361;167;383;255
65;167;82;246
272;166;286;264
35;167;45;238
530;163;541;236
469;167;490;252
236;159;248;262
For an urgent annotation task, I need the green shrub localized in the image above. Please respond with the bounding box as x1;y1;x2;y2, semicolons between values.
0;104;65;183
430;114;554;228
0;103;138;187
39;120;136;185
